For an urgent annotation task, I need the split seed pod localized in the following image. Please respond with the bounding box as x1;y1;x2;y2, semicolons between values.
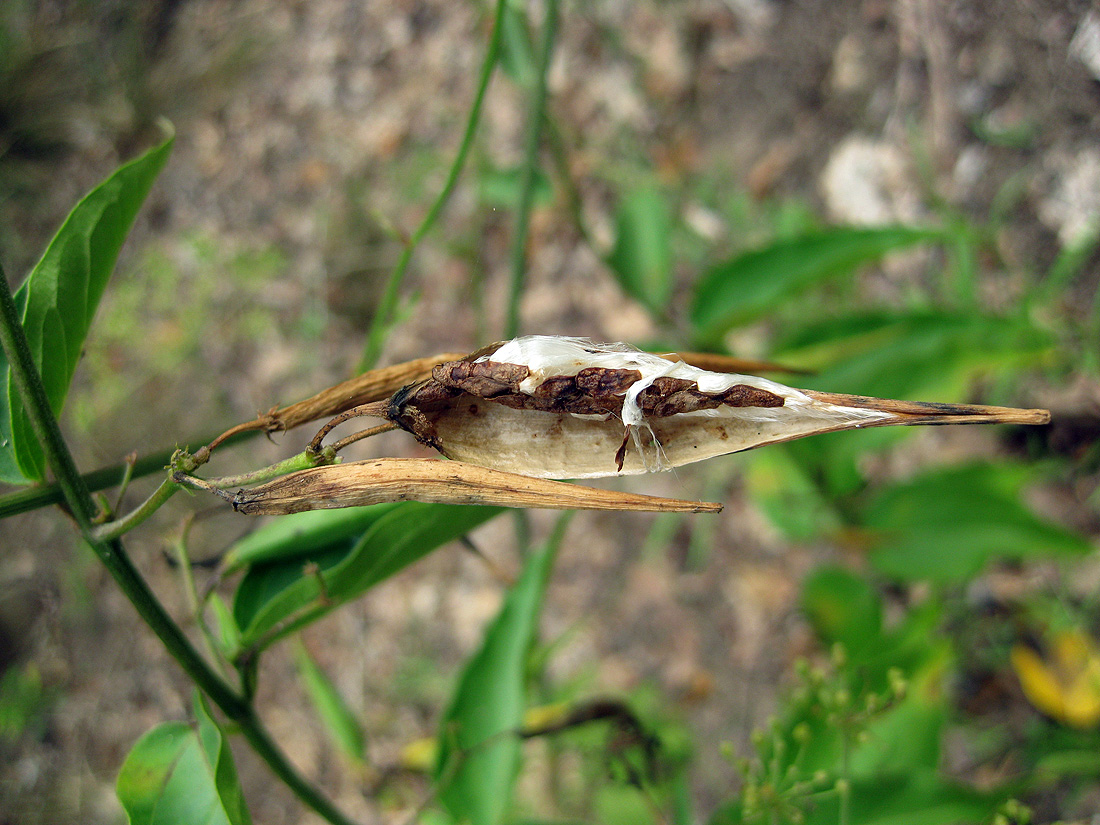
231;458;721;515
387;336;1050;480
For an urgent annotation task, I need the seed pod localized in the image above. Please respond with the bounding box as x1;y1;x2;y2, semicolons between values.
388;336;1050;479
231;458;721;515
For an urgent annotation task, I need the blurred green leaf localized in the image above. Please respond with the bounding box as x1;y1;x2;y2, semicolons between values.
0;128;174;483
690;226;941;341
607;186;674;312
0;662;49;741
776;310;1053;401
117;692;250;825
1040;221;1100;303
801;565;882;658
478;164;553;208
436;526;561;825
864;464;1091;584
765;309;1054;506
594;785;656;825
221;504;402;573
294;641;366;764
803;770;994;825
850;694;945;776
498;0;536;86
745;449;844;541
233;503;500;649
208;594;242;661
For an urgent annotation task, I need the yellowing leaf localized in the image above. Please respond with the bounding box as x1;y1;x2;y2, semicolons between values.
1011;630;1100;728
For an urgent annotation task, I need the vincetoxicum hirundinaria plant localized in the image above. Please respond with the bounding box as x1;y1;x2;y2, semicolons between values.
174;335;1048;518
0;87;1057;825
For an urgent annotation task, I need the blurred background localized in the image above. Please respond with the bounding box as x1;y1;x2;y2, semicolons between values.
1;1;1099;823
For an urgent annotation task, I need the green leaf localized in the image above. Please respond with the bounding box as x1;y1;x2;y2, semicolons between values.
802;770;994;825
594;785;656;825
744;449;844;541
690;226;942;341
436;520;564;825
768;310;1054;501
607;186;673;311
498;0;536;87
208;594;242;661
117;692;250;825
0;128;174;483
848;695;944;777
776;310;1053;401
192;693;250;825
801;565;882;658
233;503;501;648
865;463;1091;584
478;165;553;208
294;641;366;764
221;504;402;573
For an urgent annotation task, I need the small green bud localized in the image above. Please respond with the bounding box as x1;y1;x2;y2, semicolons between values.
792;722;811;744
831;642;847;667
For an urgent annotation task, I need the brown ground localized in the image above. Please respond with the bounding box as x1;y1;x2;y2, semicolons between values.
1;1;1099;823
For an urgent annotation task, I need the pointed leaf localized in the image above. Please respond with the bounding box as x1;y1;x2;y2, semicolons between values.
776;310;1053;402
192;693;250;825
0;128;174;482
498;0;536;87
294;642;366;763
865;463;1091;584
232;503;500;648
436;523;563;825
690;226;942;340
221;504;402;573
117;692;250;825
607;186;673;311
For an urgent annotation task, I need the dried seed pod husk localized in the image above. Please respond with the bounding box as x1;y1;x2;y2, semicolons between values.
208;352;466;448
231;458;721;515
388;336;1051;479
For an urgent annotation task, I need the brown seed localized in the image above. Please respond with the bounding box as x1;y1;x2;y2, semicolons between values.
574;367;643;398
433;359;530;398
721;384;785;408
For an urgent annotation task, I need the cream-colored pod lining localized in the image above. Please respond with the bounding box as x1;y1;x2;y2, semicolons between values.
421;396;894;479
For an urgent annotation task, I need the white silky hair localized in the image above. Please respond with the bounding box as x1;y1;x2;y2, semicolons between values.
482;335;892;430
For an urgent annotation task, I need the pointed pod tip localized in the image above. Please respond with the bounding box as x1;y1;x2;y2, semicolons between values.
802;391;1052;427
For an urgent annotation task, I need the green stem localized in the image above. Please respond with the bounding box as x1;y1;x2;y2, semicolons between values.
199;449;334;489
91;475;180;542
358;0;509;371
0;264;357;825
0;428;258;521
173;517;231;682
504;0;560;339
91;446;331;542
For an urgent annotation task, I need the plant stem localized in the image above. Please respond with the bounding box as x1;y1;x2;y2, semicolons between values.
504;0;560;339
198;449;334;489
91;475;180;542
0;428;258;521
358;0;509;372
173;516;231;682
0;264;359;825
